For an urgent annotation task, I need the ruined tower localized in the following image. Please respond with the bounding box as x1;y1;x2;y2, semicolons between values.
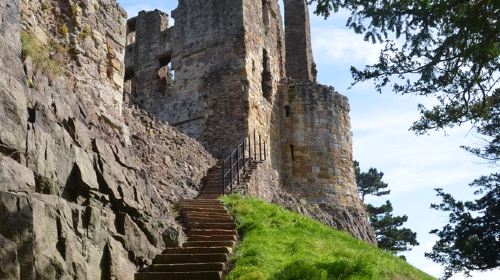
125;0;285;158
125;0;375;243
284;0;316;81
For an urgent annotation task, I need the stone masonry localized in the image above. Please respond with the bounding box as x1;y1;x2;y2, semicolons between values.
125;0;376;243
284;0;316;81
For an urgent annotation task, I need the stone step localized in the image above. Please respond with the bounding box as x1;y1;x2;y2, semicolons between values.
178;200;222;204
154;253;228;264
182;241;236;248
182;211;231;218
182;210;232;216
205;179;224;183
178;204;224;209
187;222;236;230
183;217;234;224
188;235;237;242
197;192;224;196
182;213;233;220
150;262;225;272
189;229;238;236
179;206;227;215
202;185;224;189
198;191;224;195
202;186;224;190
180;206;227;212
179;199;220;203
135;271;222;280
163;247;231;255
197;195;222;199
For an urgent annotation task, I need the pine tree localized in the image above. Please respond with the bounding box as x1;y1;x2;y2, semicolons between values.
354;161;390;202
355;162;419;255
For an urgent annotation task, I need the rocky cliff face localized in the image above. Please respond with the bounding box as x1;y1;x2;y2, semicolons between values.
0;0;215;279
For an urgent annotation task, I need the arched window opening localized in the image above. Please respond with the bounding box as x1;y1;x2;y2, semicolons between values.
158;54;174;91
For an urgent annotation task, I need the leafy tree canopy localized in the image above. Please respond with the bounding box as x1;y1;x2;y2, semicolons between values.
425;174;500;279
307;0;499;133
308;1;499;277
425;92;500;278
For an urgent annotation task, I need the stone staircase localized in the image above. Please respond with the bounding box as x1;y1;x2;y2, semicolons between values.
135;166;237;280
135;131;266;280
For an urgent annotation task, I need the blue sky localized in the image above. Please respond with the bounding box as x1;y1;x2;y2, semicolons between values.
118;1;498;279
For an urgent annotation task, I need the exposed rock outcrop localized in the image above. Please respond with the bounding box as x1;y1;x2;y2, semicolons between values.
0;0;215;279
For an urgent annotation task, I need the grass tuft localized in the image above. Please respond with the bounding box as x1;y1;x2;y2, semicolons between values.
20;31;64;79
222;195;435;280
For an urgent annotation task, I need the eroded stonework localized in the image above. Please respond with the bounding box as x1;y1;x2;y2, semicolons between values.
125;0;375;243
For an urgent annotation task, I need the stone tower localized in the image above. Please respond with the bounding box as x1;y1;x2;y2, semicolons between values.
125;0;376;243
284;0;316;81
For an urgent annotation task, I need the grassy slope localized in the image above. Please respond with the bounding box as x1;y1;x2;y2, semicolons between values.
222;195;434;280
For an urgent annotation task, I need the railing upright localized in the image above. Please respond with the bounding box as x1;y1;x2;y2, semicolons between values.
264;141;267;161
222;160;225;195
221;130;268;194
230;153;233;192
248;134;251;162
243;140;246;174
253;130;257;161
259;135;262;161
237;147;240;185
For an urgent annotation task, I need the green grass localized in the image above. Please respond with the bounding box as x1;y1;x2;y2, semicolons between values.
20;31;64;79
222;195;435;280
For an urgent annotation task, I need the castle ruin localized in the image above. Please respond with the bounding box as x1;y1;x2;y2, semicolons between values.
124;0;374;242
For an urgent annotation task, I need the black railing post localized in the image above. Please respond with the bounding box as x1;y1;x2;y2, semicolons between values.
237;146;240;185
243;139;246;174
259;134;262;161
230;153;233;192
253;129;257;161
222;160;225;195
264;141;267;161
248;134;251;162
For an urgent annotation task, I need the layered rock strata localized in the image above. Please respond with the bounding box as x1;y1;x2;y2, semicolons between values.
0;0;215;279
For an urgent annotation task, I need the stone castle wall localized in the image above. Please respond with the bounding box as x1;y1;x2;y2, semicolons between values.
243;0;286;164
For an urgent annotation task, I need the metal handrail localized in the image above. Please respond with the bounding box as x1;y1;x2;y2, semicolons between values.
222;129;267;194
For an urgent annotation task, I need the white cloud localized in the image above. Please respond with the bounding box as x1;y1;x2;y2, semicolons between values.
312;26;383;65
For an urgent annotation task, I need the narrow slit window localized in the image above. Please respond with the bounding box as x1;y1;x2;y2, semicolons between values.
261;49;272;101
262;0;269;27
